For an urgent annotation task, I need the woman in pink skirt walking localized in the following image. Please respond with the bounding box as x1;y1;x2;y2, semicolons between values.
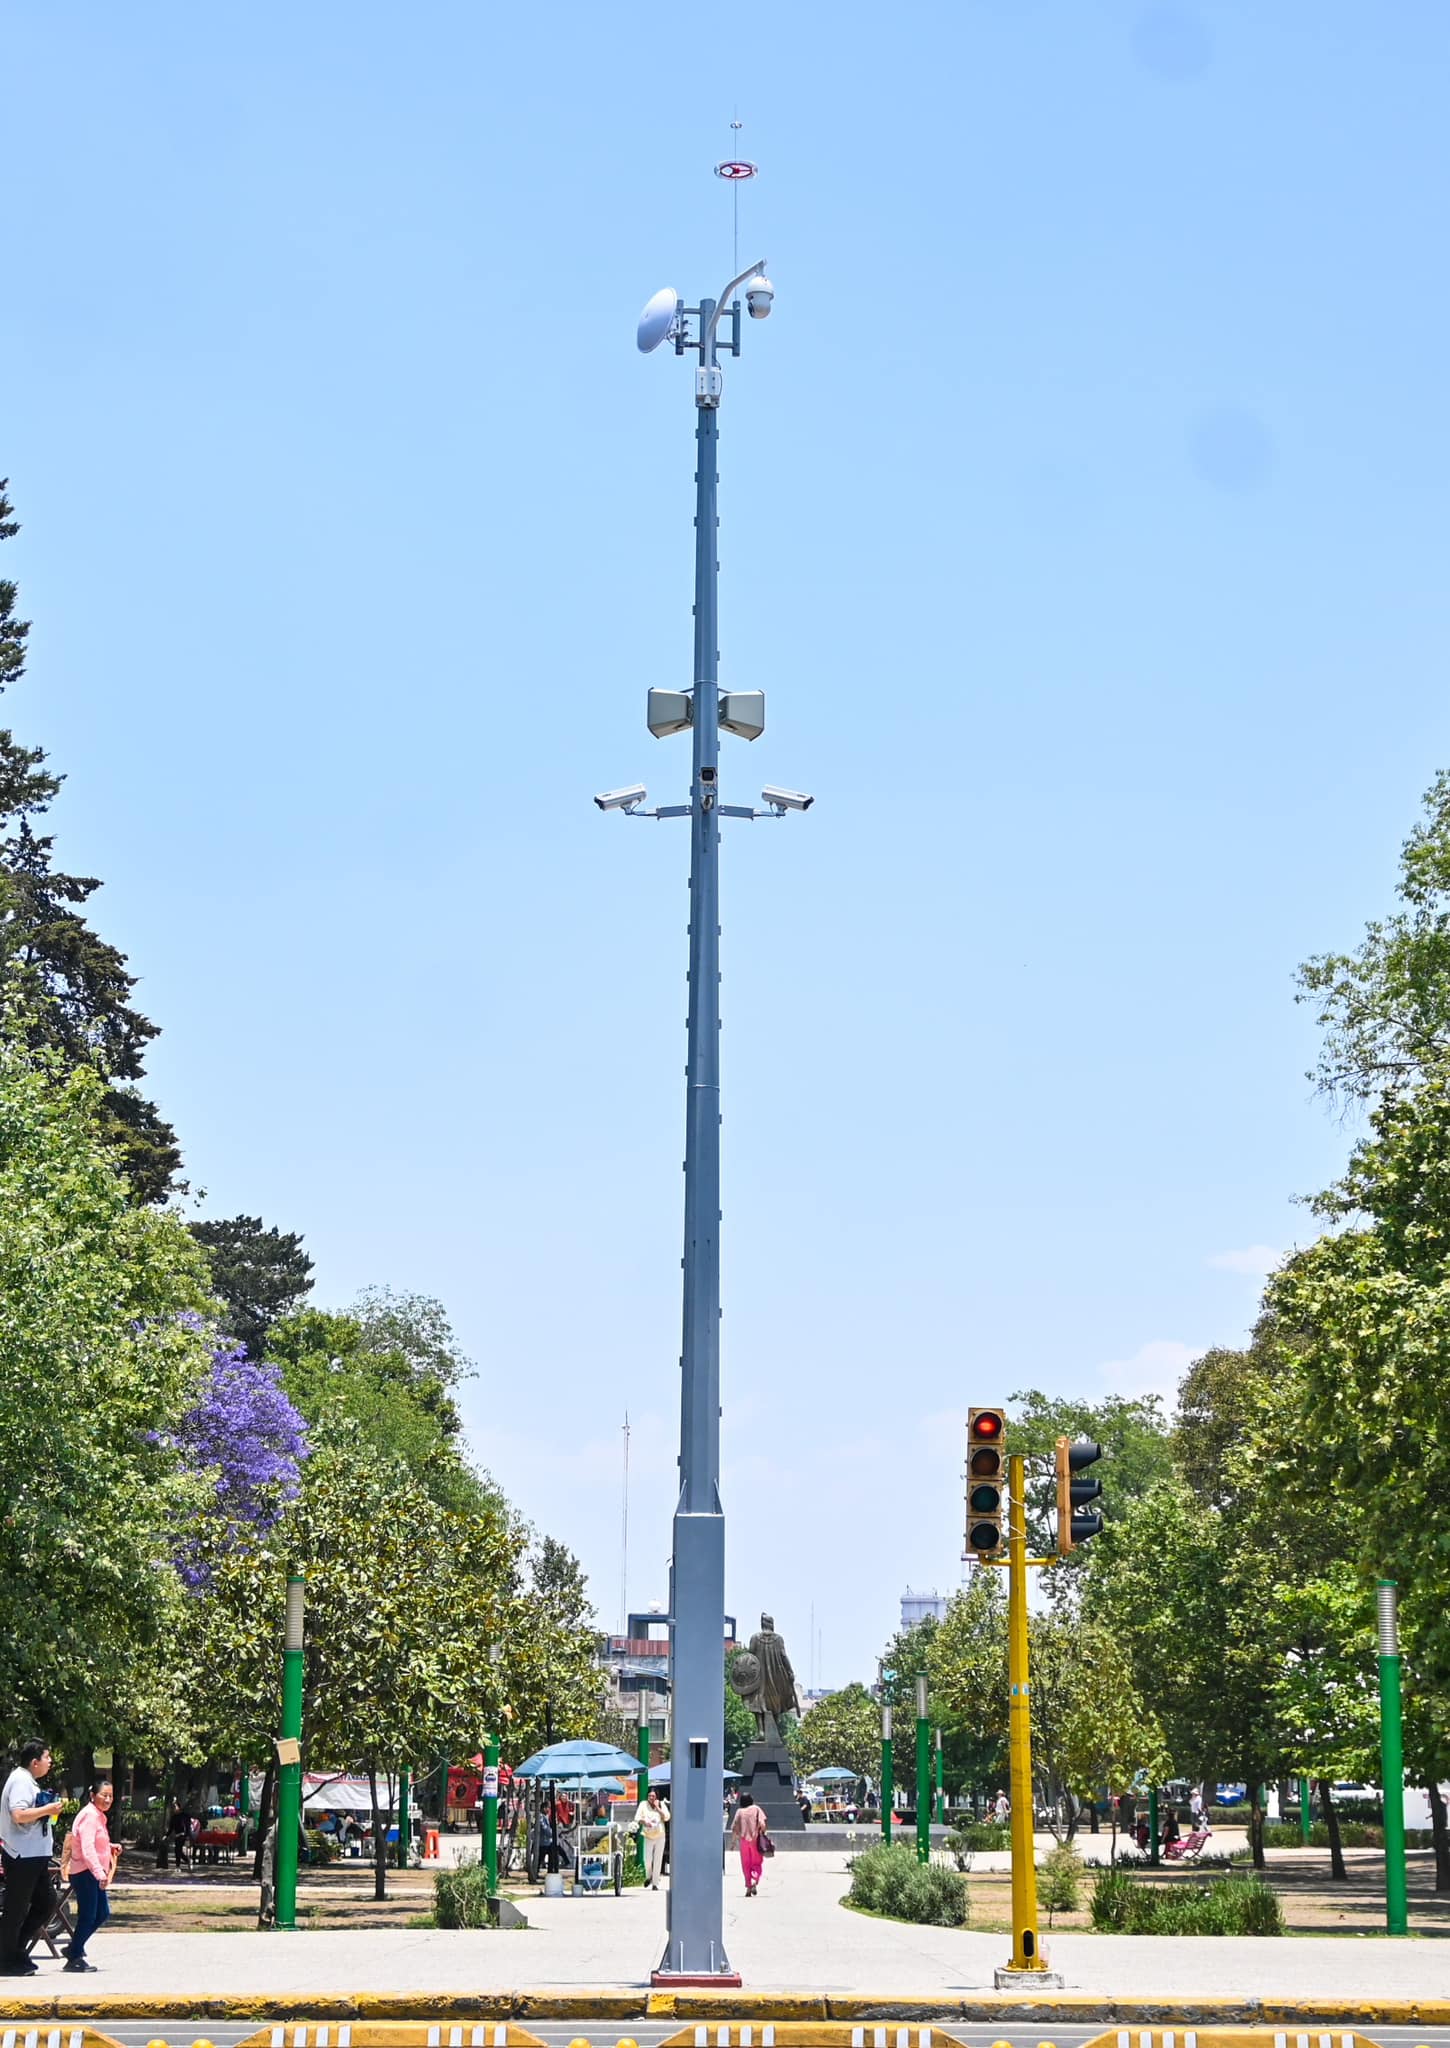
731;1790;767;1897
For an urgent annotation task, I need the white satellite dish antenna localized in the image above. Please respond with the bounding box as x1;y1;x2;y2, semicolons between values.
637;287;681;354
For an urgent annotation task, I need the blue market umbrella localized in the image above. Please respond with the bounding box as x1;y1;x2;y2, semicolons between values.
805;1766;861;1782
513;1739;644;1780
639;1761;740;1789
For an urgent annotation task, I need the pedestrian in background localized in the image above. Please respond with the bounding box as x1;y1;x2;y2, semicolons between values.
731;1789;766;1897
634;1786;669;1889
0;1740;64;1975
64;1781;119;1972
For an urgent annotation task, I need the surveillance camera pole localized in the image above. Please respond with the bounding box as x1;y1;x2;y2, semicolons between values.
658;270;737;1986
607;257;800;1982
657;260;768;1988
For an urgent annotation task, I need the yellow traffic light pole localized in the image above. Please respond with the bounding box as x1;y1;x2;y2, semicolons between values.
1005;1452;1047;1975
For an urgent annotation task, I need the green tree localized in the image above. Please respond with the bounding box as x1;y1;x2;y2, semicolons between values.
1083;1481;1280;1863
788;1681;882;1786
190;1215;315;1358
1265;1070;1450;1886
266;1299;493;1513
177;1416;599;1897
0;486;181;1201
0;1033;213;1749
1031;1610;1168;1843
928;1573;1162;1834
1008;1388;1176;1551
1297;767;1450;1102
1174;1335;1275;1503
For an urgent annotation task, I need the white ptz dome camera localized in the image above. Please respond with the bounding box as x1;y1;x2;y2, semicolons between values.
745;274;774;319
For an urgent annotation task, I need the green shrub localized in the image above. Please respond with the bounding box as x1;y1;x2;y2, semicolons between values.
1090;1865;1282;1936
112;1804;165;1850
848;1843;968;1927
1039;1843;1083;1925
944;1821;1008;1856
433;1855;495;1929
1262;1820;1382;1850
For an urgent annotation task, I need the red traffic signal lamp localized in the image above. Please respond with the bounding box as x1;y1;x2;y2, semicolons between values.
966;1408;1008;1558
1055;1436;1105;1554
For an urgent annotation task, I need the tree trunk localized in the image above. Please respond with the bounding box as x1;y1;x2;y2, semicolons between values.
1426;1779;1450;1892
251;1754;277;1883
1248;1782;1267;1871
1087;1798;1099;1834
1064;1793;1079;1842
1316;1777;1347;1881
369;1763;388;1903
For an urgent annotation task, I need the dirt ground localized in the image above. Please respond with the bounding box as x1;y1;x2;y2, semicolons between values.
107;1848;439;1931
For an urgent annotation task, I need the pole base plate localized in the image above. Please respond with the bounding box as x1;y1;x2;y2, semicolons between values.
994;1966;1065;1989
652;1971;744;1989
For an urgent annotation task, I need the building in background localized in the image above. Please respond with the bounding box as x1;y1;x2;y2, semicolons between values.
600;1605;739;1747
900;1586;949;1631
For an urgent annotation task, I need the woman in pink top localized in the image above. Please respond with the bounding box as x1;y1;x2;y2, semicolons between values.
730;1790;767;1897
65;1781;118;1971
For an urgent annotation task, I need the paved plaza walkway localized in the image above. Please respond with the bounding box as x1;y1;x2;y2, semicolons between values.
7;1850;1449;2004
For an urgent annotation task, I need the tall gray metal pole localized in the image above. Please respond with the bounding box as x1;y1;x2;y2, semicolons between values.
657;297;732;1985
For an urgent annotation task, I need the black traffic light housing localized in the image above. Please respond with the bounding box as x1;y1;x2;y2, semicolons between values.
966;1408;1008;1559
1055;1435;1105;1554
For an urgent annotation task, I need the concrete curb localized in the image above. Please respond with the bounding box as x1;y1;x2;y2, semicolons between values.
4;1993;1450;2025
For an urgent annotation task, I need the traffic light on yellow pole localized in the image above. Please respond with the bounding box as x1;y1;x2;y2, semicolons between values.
965;1409;1007;1559
1055;1436;1105;1554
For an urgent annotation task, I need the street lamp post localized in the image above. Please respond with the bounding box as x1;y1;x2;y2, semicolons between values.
603;258;804;1988
275;1574;305;1930
1378;1580;1409;1937
881;1703;894;1846
915;1676;931;1865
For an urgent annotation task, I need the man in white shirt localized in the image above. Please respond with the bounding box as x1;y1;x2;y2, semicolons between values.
0;1740;65;1975
634;1787;669;1889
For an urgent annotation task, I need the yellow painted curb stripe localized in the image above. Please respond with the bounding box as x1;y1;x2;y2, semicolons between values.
7;1995;1450;2025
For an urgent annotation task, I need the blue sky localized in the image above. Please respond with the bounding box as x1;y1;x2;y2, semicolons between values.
7;0;1449;1688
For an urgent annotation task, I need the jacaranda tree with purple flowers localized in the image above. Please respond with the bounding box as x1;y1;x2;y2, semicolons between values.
171;1343;309;1585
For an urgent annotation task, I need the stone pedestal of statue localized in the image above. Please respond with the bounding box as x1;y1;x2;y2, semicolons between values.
738;1739;805;1832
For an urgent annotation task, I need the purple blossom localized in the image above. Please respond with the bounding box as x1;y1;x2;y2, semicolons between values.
171;1343;310;1589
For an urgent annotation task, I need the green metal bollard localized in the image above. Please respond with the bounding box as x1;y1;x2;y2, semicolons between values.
934;1729;945;1825
1378;1580;1409;1936
1300;1775;1313;1845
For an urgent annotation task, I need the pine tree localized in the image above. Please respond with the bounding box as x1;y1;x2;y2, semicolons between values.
0;481;182;1200
189;1215;315;1358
